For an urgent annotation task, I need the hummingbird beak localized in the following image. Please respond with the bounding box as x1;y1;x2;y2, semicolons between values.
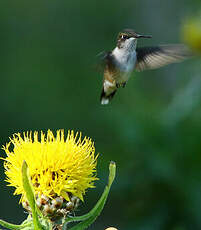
135;34;152;39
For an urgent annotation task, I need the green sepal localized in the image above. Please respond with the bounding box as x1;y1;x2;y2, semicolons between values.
22;161;44;230
64;161;116;230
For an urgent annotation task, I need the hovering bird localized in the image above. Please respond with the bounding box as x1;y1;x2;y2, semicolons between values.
100;29;191;105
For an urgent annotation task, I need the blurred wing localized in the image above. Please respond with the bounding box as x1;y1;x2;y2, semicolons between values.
135;44;192;71
95;51;112;72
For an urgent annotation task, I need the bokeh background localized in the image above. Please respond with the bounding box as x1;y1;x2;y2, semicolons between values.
0;0;201;229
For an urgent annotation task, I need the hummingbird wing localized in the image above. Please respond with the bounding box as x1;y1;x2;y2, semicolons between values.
96;51;112;65
95;51;113;72
135;44;192;71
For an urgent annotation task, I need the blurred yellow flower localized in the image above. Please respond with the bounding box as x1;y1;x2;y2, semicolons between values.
181;16;201;52
2;130;98;203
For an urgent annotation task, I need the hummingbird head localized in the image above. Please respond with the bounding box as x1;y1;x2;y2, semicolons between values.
117;29;152;49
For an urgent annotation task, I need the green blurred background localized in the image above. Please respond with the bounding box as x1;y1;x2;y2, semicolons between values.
0;0;201;229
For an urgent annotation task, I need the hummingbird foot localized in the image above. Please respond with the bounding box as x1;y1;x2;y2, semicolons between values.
116;82;127;88
122;82;127;88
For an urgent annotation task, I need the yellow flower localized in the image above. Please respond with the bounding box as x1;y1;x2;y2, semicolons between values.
181;16;201;52
2;130;98;203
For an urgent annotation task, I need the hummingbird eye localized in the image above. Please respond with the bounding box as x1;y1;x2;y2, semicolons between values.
121;34;128;40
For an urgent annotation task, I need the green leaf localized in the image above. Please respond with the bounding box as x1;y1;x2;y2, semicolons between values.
0;219;31;230
22;161;43;230
65;161;116;230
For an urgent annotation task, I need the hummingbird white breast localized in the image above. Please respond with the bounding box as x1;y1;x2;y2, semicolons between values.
112;38;137;83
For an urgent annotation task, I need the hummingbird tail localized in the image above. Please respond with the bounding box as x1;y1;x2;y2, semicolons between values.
100;88;117;105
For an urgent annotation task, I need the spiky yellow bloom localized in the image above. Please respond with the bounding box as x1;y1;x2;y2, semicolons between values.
2;130;98;203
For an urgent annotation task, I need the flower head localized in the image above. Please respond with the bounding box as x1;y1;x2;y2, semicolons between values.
2;130;98;204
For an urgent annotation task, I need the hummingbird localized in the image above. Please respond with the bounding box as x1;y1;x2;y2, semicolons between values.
100;29;191;105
